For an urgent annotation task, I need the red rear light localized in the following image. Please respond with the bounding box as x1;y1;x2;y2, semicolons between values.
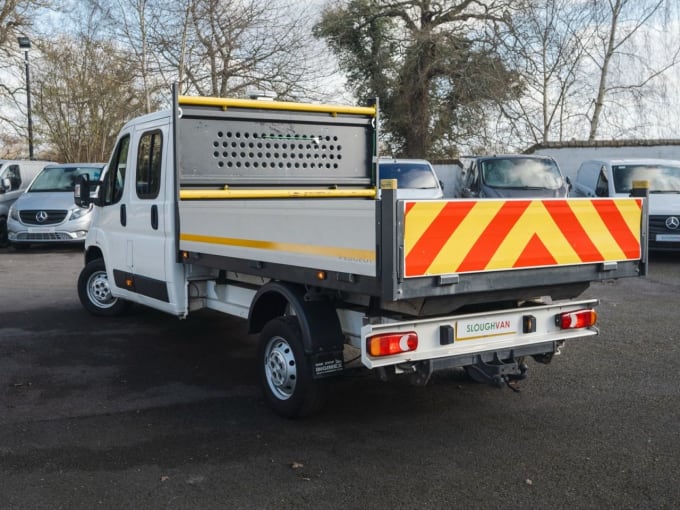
557;309;597;329
367;332;418;357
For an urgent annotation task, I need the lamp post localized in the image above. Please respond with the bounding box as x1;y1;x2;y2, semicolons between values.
17;36;34;160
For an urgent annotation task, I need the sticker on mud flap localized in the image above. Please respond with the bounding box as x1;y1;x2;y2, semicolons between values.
456;316;517;341
312;353;344;378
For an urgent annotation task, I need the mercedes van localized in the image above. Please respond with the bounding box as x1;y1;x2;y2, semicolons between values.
459;155;569;198
572;158;680;251
7;163;104;248
0;160;56;247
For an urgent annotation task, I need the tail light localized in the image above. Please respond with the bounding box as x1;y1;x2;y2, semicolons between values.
367;332;418;357
557;309;597;329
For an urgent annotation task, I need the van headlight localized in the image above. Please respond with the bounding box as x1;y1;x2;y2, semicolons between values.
9;206;19;221
69;204;93;221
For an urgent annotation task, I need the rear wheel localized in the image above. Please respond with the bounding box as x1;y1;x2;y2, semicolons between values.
77;259;129;316
258;317;327;418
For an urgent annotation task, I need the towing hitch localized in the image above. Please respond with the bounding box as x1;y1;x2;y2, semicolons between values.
465;355;528;392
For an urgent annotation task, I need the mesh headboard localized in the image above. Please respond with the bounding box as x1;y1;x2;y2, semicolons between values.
177;101;376;187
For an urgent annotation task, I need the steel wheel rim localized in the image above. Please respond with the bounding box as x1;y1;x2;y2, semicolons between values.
87;270;117;309
264;336;297;401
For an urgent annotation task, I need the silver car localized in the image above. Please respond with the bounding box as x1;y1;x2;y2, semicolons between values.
378;158;444;199
7;163;105;247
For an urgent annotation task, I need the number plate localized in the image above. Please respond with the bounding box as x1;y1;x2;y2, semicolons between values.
656;234;680;242
28;227;55;234
456;315;517;341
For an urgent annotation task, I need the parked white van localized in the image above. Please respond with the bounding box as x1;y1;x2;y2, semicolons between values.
7;163;105;248
572;158;680;251
0;159;56;247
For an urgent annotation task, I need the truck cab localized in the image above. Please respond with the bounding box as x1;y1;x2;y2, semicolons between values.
76;110;187;315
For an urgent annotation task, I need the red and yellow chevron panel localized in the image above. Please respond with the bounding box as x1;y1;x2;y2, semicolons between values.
403;198;642;277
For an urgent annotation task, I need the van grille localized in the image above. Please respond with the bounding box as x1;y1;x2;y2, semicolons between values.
19;209;68;225
649;215;680;233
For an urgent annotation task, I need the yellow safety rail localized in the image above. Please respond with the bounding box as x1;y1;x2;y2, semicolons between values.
178;95;377;117
179;188;378;200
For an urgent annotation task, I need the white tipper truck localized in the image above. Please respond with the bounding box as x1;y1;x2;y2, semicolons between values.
74;86;648;417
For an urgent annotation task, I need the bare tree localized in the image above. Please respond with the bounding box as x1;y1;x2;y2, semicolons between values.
585;0;679;140
492;0;592;146
0;0;50;147
33;33;151;162
149;0;325;100
84;0;165;113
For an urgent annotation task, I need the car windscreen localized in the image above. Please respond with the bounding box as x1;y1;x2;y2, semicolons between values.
612;164;680;193
481;158;563;190
379;163;439;189
28;166;103;192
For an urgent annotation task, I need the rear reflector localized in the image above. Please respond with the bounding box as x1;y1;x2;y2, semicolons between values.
557;309;597;329
367;332;418;357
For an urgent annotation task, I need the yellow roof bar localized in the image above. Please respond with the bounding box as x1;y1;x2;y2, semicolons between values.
180;188;377;200
178;95;376;117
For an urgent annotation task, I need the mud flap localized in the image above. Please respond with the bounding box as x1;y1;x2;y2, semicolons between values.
311;351;344;379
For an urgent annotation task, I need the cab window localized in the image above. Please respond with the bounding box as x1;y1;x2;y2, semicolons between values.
102;135;130;205
136;130;163;199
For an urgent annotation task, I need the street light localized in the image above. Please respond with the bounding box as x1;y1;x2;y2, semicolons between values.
17;36;34;160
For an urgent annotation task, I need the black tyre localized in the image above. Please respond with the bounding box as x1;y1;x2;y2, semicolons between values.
258;316;327;418
77;258;129;316
0;216;8;248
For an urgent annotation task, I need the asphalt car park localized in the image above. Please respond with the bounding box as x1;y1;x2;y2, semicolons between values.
1;245;679;509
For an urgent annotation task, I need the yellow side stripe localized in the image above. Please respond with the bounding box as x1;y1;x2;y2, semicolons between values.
180;188;377;200
178;95;377;117
180;233;376;262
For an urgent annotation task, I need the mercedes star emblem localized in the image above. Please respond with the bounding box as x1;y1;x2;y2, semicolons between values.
666;216;680;230
35;210;48;223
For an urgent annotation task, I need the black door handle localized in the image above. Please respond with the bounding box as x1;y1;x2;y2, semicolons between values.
120;204;127;226
151;204;158;230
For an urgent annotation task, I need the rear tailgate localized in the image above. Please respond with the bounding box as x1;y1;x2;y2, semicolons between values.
387;196;646;300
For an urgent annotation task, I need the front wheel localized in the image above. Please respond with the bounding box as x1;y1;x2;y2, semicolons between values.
77;259;129;316
258;317;327;418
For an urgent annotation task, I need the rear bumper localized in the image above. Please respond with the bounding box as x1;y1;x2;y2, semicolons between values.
361;299;599;370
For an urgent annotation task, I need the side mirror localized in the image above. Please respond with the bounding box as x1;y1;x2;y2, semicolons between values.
74;175;91;207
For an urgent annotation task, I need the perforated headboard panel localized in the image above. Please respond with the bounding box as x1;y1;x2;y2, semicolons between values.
177;104;375;186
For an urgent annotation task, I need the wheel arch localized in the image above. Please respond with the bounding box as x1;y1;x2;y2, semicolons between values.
248;281;344;355
84;245;104;265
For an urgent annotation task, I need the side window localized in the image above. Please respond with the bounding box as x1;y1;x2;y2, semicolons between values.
136;130;163;199
595;166;609;197
102;135;130;206
7;165;21;190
